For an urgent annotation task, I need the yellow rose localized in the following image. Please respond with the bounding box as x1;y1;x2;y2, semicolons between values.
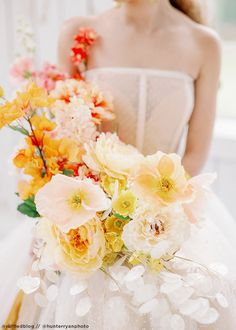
104;215;127;234
37;218;105;278
101;174;127;197
105;232;124;253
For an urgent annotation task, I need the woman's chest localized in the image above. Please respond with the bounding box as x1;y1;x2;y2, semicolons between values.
87;26;200;79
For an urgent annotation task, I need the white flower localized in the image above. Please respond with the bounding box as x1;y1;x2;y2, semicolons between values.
122;205;190;259
53;99;98;146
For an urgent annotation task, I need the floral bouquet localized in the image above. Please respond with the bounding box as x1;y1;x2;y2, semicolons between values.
0;27;229;329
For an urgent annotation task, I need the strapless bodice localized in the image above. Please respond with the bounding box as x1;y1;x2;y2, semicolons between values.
85;67;195;155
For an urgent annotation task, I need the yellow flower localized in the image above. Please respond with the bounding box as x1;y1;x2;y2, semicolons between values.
37;218;105;278
0;101;24;128
103;251;118;267
113;190;137;217
104;215;127;234
15;81;54;110
101;174;127;197
0;86;4;98
30;114;56;131
105;232;124;253
58;138;83;163
23;156;45;177
132;152;192;205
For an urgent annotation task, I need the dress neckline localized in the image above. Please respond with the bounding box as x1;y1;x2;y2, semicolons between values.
85;67;194;82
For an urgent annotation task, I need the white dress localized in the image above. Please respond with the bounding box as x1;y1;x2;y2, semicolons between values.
1;67;236;329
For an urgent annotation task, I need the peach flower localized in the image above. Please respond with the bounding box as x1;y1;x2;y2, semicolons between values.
35;174;111;233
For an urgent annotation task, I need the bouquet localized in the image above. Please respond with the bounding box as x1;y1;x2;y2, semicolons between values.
0;27;229;328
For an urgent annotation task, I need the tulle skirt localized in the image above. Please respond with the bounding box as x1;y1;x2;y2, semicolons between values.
1;192;236;330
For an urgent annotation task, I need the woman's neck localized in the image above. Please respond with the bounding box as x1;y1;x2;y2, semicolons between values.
119;0;173;32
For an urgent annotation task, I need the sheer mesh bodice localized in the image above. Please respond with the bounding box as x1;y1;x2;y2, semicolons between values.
85;67;195;155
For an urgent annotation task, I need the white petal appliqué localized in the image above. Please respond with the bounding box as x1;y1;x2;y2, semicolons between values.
34;292;48;307
139;298;159;314
133;284;158;305
70;281;88;296
215;293;228;308
197;308;219;325
160;280;183;294
76;296;92;317
125;265;145;282
151;240;169;259
17;276;40;294
45;271;59;283
46;284;58;302
179;299;203;316
170;314;185;330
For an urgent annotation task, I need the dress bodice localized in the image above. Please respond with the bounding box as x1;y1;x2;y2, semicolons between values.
85;67;195;155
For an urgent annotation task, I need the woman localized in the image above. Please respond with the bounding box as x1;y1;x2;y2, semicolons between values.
2;0;236;328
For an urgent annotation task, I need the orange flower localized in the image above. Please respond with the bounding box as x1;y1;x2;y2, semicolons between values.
0;101;24;128
15;81;55;110
30;114;56;131
13;148;34;168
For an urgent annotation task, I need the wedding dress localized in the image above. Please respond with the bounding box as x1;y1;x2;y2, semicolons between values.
1;67;236;329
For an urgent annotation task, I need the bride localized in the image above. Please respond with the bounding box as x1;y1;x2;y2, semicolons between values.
1;0;236;328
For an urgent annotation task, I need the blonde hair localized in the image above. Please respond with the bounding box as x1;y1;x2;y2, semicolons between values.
169;0;205;24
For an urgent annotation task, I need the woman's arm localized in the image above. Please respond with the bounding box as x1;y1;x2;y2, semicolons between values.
182;30;222;176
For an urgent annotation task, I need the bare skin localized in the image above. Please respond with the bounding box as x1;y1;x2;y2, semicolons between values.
58;0;221;176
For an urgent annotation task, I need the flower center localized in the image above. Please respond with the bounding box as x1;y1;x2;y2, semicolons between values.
122;200;131;208
158;177;174;192
150;220;165;236
68;229;88;251
68;191;82;210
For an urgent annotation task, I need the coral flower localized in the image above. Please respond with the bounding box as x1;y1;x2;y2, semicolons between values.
35;174;111;233
131;151;192;206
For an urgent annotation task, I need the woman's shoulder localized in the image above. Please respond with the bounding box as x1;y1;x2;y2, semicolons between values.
60;16;95;39
60;9;114;35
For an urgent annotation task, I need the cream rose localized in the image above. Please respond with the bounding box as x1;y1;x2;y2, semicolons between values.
83;132;143;179
122;205;190;260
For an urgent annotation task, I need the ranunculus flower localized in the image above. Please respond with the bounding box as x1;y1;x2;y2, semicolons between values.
122;206;190;260
83;133;143;179
37;218;105;278
35;174;111;232
131;151;193;206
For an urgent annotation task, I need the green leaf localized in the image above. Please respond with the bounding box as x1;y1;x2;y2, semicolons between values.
113;213;130;221
9;125;29;136
63;169;74;177
17;196;40;218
